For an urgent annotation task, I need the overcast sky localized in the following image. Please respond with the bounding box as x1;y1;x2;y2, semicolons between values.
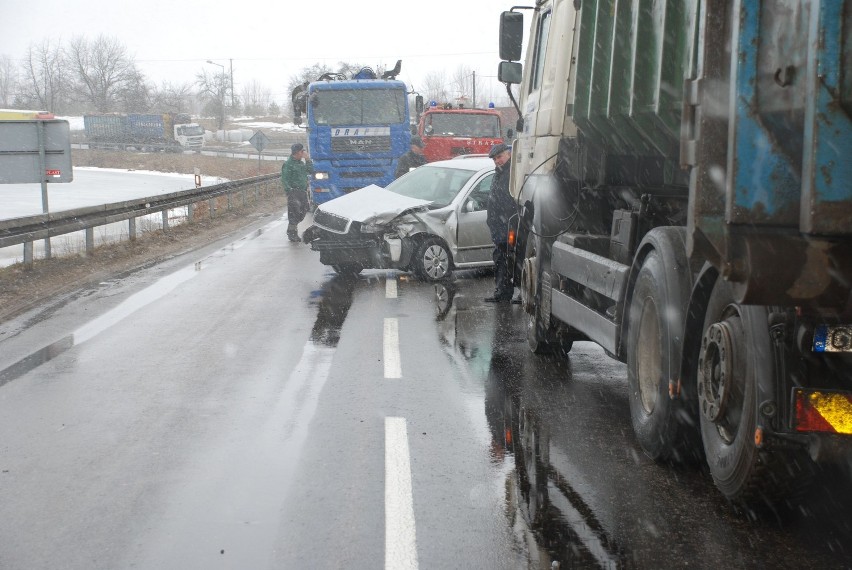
1;0;515;107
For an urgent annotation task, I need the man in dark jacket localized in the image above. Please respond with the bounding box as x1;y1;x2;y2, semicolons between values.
485;143;517;303
394;136;427;179
281;143;314;242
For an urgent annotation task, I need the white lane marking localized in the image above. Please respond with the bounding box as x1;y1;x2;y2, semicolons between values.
385;417;418;570
384;318;402;379
386;277;398;299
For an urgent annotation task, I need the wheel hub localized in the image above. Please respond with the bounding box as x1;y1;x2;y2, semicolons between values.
520;255;537;314
698;321;735;423
424;245;448;279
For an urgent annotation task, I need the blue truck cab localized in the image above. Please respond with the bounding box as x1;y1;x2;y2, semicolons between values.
292;62;410;205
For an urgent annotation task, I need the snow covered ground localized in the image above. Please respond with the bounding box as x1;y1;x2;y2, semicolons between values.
58;116;303;134
1;168;228;267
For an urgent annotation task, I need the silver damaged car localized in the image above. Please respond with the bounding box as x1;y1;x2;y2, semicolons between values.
302;157;496;281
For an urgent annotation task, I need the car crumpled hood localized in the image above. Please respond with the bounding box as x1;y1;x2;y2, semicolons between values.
317;185;431;226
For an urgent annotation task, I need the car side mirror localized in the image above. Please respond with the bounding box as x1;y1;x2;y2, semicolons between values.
464;200;478;213
425;125;433;135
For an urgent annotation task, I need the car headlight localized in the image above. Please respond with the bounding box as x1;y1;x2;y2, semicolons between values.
393;223;415;237
361;222;386;234
314;172;329;180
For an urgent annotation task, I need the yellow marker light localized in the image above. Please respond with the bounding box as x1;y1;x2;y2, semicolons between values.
794;389;852;434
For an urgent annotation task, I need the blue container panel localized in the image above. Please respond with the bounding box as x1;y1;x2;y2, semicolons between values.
730;0;851;235
127;114;167;139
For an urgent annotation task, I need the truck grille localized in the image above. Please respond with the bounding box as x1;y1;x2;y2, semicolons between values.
314;209;350;233
340;171;384;178
331;136;391;153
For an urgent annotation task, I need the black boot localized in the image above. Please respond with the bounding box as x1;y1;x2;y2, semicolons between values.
287;224;300;242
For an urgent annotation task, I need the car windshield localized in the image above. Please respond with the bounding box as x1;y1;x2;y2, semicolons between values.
384;165;478;208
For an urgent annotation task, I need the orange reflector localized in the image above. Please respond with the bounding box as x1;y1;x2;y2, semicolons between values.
507;228;516;248
754;427;764;447
794;389;852;434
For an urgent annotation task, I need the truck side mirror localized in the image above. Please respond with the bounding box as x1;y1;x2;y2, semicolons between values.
415;95;424;114
506;128;514;140
498;61;523;85
499;11;524;62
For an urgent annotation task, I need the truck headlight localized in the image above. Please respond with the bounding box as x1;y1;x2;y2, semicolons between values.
314;172;329;180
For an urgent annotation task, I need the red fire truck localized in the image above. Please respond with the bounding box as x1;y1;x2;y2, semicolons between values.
414;102;503;162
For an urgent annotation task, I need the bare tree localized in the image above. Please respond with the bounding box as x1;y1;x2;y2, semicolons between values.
240;80;272;116
152;81;194;113
421;70;450;105
67;35;140;112
0;54;17;107
115;66;151;112
196;68;230;129
451;64;475;107
20;39;68;112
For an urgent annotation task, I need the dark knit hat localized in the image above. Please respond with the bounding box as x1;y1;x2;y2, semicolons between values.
488;143;510;158
291;143;305;154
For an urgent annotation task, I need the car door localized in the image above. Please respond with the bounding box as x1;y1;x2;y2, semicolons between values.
454;171;495;265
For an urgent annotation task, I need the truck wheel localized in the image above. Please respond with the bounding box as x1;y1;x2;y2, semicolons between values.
697;278;812;504
627;249;694;461
414;237;452;282
521;237;551;354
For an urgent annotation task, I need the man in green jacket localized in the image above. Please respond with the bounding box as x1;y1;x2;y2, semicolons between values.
281;143;314;242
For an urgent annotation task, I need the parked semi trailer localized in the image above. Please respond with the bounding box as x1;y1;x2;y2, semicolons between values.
84;113;204;152
498;0;851;506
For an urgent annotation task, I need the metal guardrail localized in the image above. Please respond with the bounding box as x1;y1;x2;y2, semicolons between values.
0;173;280;267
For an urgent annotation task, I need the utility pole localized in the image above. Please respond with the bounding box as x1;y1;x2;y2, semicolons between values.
472;71;476;109
229;59;235;109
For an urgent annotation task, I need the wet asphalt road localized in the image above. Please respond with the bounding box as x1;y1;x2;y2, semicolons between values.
0;216;851;569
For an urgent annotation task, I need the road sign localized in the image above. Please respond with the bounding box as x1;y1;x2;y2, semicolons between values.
249;130;270;153
0;120;73;184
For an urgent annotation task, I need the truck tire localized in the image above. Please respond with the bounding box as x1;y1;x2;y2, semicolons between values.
522;235;574;356
697;277;812;505
414;237;452;282
522;236;551;354
626;248;696;461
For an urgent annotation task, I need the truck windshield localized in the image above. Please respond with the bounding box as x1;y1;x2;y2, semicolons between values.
428;113;500;137
311;88;406;126
177;125;204;136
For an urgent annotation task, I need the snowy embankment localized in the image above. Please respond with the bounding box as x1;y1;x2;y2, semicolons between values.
0;168;229;268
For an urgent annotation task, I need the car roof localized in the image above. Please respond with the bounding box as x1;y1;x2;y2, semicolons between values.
425;157;494;171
